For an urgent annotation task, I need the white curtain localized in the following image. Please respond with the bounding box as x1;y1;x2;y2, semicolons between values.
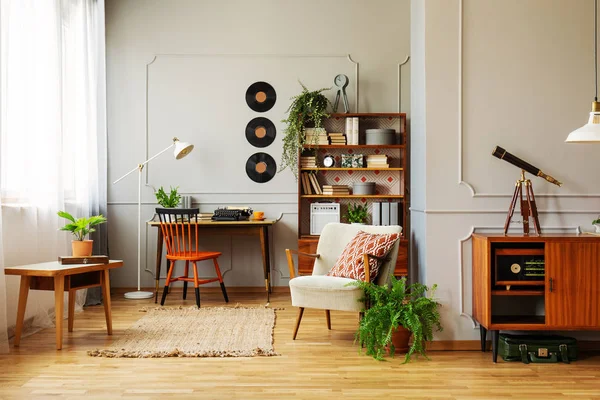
0;0;106;348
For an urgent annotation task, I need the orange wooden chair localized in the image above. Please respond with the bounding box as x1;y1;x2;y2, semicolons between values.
156;208;228;308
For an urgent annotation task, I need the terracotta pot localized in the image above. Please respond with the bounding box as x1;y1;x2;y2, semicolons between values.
72;240;93;257
389;326;411;354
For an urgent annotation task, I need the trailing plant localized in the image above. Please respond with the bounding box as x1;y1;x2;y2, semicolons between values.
155;186;181;208
351;276;443;362
280;82;331;179
57;211;107;241
593;215;600;225
345;203;368;224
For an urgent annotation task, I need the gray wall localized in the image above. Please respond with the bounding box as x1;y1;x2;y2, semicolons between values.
412;0;600;341
105;0;411;289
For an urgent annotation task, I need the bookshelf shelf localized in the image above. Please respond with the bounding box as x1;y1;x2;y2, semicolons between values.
303;144;405;149
301;194;404;199
300;167;404;171
296;113;409;278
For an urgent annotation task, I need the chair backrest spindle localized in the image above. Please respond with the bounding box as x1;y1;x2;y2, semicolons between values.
156;208;200;256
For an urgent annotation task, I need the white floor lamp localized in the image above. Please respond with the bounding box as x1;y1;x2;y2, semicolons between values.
113;137;194;299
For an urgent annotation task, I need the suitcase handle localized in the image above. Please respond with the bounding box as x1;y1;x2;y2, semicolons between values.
528;352;558;363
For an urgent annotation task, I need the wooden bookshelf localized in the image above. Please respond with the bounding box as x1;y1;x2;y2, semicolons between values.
297;113;409;277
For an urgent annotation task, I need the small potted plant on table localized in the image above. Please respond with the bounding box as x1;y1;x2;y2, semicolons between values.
346;203;369;225
58;211;107;257
351;276;443;362
593;216;600;233
155;186;181;208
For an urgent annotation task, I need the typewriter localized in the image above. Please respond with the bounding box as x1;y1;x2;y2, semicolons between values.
212;207;253;221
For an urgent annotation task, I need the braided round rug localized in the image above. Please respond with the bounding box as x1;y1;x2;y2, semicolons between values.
88;306;278;358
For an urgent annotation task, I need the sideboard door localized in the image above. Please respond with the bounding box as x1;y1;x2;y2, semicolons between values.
546;242;600;328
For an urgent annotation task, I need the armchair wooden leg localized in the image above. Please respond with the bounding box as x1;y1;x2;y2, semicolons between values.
161;260;175;306
293;307;304;340
325;310;331;330
213;258;229;303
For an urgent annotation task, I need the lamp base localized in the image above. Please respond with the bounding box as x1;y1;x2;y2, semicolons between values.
124;290;154;300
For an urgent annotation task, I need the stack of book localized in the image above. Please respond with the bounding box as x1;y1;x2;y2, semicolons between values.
197;213;214;221
328;132;346;145
300;156;317;168
366;155;389;168
322;185;350;196
301;172;322;194
305;128;329;145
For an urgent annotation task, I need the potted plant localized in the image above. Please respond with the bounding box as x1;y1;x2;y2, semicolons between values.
346;203;368;224
280;82;331;179
593;216;600;233
155;186;181;208
58;211;107;257
351;276;443;363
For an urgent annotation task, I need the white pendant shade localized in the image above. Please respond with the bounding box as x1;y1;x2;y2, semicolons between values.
565;112;600;143
174;140;194;159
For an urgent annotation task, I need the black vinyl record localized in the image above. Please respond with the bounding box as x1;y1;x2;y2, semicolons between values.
245;81;276;112
246;152;276;183
246;117;276;148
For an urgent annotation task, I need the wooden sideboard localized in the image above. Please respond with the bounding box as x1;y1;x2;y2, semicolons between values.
472;233;600;362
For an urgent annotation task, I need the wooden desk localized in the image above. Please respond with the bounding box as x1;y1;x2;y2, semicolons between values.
5;260;123;350
149;219;277;303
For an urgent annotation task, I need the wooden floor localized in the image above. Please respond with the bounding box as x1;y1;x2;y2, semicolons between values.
2;288;600;399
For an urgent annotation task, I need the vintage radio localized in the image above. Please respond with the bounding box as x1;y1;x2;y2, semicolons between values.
494;248;545;288
310;203;340;235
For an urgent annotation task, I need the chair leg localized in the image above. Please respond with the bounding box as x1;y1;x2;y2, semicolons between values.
161;260;176;306
293;307;304;340
192;261;200;308
325;310;331;330
183;261;189;300
213;258;229;303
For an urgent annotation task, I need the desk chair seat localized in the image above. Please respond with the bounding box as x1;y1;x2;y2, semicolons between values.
157;208;229;308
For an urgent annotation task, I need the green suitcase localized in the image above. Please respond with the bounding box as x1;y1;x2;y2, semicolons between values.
498;334;578;364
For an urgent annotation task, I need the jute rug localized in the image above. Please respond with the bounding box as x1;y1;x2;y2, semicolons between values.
88;306;278;358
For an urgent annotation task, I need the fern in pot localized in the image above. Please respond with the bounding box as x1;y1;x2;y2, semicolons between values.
346;203;368;224
351;276;443;362
280;82;331;179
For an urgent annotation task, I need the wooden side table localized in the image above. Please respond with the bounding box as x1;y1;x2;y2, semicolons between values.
5;260;123;350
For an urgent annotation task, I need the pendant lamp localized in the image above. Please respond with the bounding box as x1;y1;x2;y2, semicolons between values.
566;0;600;143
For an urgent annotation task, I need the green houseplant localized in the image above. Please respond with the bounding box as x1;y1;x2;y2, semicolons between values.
351;276;443;363
280;82;331;179
346;203;368;224
593;216;600;233
58;211;107;257
155;186;181;208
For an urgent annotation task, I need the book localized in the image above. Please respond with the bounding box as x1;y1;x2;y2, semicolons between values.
390;202;398;225
372;202;381;225
352;117;359;145
381;202;390;226
345;118;353;144
58;255;109;265
308;173;322;194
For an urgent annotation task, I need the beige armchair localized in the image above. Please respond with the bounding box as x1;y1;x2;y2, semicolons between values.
285;223;402;339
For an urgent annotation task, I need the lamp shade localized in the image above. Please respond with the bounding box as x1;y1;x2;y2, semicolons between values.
174;140;194;159
565;111;600;143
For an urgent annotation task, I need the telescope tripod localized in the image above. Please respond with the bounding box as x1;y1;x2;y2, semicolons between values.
504;170;541;235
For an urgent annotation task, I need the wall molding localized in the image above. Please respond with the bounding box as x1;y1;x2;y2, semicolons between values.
144;53;359;192
397;55;410;113
456;0;600;199
458;225;578;329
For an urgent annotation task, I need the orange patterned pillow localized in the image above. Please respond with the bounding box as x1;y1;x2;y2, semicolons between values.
327;231;400;281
